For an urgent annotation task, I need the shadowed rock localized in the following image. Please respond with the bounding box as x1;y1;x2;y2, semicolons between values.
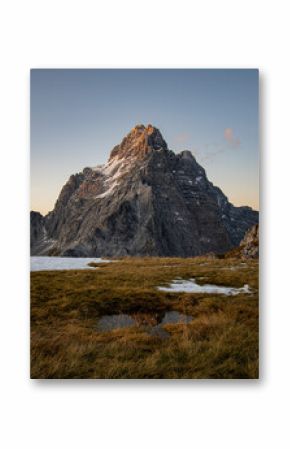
31;125;258;257
239;224;259;258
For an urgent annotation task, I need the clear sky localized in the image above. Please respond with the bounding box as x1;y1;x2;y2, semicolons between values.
31;69;259;215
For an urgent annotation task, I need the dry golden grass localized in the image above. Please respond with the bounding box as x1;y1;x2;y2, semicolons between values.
31;257;259;379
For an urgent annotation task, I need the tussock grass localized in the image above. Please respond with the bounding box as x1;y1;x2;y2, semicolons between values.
31;257;259;379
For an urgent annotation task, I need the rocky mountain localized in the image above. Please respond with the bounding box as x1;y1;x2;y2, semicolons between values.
225;224;259;259
239;223;259;258
31;124;258;257
31;211;45;247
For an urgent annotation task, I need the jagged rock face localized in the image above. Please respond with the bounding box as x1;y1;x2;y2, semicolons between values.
30;211;55;255
31;211;44;247
109;124;168;160
239;224;259;258
31;125;259;257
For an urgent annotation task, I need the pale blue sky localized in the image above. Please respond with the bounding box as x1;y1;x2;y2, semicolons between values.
31;69;259;214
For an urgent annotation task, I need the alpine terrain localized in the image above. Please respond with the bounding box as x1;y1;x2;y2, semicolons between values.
31;124;258;257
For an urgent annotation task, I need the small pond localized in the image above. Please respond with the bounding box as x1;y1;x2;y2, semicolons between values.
30;256;112;272
96;311;193;339
157;278;251;295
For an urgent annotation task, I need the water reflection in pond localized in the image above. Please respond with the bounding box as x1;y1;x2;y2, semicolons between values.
96;311;193;339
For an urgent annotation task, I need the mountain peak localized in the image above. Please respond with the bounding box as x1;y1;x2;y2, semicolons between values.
109;124;168;161
32;124;258;258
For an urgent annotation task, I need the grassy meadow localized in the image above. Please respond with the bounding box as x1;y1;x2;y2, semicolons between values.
31;257;259;379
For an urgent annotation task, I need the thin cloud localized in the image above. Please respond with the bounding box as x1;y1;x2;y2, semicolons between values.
224;128;240;148
200;143;225;162
179;129;241;164
196;129;241;164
